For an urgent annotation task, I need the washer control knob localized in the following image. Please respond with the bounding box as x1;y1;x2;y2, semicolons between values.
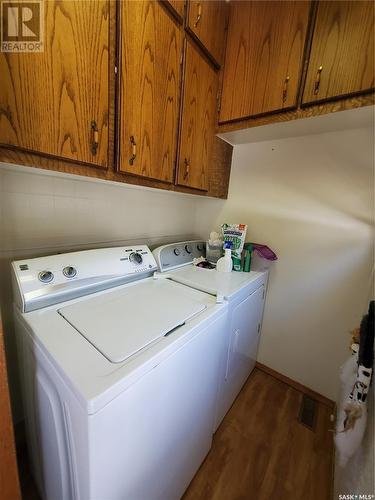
63;266;77;278
38;270;54;283
173;248;180;256
130;252;143;265
197;244;204;252
185;245;192;254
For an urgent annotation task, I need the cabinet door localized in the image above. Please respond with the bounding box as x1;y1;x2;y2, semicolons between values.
219;1;310;122
119;1;182;183
302;1;374;104
177;41;218;191
165;0;185;20
0;1;109;167
186;0;229;66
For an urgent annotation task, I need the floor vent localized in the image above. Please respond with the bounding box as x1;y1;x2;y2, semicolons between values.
299;394;317;430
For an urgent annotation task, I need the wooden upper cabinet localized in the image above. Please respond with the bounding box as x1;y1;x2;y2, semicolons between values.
177;41;218;191
0;1;109;167
118;1;182;183
219;1;311;122
186;0;229;66
164;0;185;21
302;1;374;104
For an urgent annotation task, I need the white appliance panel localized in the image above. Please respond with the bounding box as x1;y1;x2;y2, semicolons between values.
89;313;226;500
215;285;265;428
58;280;206;363
162;265;263;299
227;285;264;385
17;329;79;500
152;240;205;271
12;245;157;312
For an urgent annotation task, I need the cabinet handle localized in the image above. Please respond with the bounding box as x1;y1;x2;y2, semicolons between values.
314;66;323;95
194;3;202;27
183;158;190;179
282;76;290;103
129;136;136;165
91;121;99;155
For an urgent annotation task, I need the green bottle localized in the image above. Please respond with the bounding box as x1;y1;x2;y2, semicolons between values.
243;243;253;272
232;255;242;272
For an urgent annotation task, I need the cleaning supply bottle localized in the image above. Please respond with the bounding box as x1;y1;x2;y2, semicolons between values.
216;241;233;272
232;254;242;272
243;243;253;272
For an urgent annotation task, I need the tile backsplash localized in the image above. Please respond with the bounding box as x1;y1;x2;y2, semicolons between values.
0;164;206;253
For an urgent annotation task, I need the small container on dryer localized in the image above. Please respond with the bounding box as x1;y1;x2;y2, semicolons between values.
243;243;253;272
250;243;278;271
206;241;223;263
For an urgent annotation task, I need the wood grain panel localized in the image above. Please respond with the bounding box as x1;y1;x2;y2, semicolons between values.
0;313;21;500
118;1;182;183
0;134;233;199
217;92;375;133
220;1;311;122
186;0;229;66
183;368;334;500
164;0;185;21
0;1;109;167
177;40;218;191
303;1;374;104
209;136;232;199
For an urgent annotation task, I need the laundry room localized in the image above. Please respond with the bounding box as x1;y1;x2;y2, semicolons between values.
0;1;374;500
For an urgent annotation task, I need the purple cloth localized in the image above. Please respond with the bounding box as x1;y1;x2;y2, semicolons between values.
251;243;278;261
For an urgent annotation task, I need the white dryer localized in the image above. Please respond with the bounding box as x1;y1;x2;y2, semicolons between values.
153;241;268;429
12;245;227;500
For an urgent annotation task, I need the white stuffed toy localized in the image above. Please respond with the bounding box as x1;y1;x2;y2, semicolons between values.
335;302;374;467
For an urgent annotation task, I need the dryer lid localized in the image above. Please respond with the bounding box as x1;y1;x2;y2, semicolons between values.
58;279;206;363
165;266;263;299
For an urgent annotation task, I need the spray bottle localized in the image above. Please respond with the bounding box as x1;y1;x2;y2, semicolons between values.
216;241;233;273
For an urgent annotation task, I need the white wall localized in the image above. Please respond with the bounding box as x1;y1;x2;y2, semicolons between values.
195;126;374;402
0;163;204;421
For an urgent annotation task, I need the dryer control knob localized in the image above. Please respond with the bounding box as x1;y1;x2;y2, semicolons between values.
173;248;180;256
185;245;192;254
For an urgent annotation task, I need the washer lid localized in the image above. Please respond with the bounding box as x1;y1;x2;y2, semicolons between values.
58;279;206;363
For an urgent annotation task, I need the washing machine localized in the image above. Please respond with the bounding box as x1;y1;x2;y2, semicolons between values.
12;245;228;500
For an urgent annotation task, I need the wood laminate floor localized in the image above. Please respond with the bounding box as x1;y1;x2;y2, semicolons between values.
183;368;334;500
